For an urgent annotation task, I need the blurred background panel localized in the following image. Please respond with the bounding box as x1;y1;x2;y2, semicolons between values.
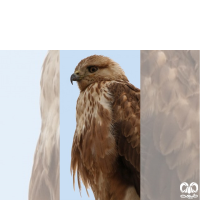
0;50;47;200
141;50;199;200
60;50;140;200
29;50;60;200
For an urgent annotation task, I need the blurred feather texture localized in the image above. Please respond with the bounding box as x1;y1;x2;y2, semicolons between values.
29;50;60;200
141;50;199;200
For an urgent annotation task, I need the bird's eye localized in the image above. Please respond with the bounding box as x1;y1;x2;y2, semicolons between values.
88;66;98;73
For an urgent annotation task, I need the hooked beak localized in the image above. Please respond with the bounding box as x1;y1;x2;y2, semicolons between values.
70;73;81;85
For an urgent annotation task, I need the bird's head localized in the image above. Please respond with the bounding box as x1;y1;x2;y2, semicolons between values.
70;55;128;91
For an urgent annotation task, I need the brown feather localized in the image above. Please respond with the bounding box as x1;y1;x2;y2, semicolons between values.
71;55;140;200
109;82;140;195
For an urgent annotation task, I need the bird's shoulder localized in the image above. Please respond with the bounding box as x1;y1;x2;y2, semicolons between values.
107;81;141;196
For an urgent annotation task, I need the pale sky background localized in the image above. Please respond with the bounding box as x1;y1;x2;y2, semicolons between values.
60;50;140;200
0;50;47;200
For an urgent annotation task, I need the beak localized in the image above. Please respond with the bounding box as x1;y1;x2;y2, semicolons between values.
70;73;80;85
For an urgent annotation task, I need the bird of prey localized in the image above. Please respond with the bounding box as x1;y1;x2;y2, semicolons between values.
70;55;140;200
29;50;60;200
141;50;199;200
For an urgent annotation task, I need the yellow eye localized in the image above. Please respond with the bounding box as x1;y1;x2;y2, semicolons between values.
88;66;98;73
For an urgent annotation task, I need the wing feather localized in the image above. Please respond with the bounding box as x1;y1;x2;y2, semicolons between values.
141;50;199;200
108;81;140;196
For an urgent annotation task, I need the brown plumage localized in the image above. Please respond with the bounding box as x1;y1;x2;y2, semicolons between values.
141;50;199;200
70;55;140;200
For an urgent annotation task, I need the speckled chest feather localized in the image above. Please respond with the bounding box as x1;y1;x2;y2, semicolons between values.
71;80;140;200
71;81;118;198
